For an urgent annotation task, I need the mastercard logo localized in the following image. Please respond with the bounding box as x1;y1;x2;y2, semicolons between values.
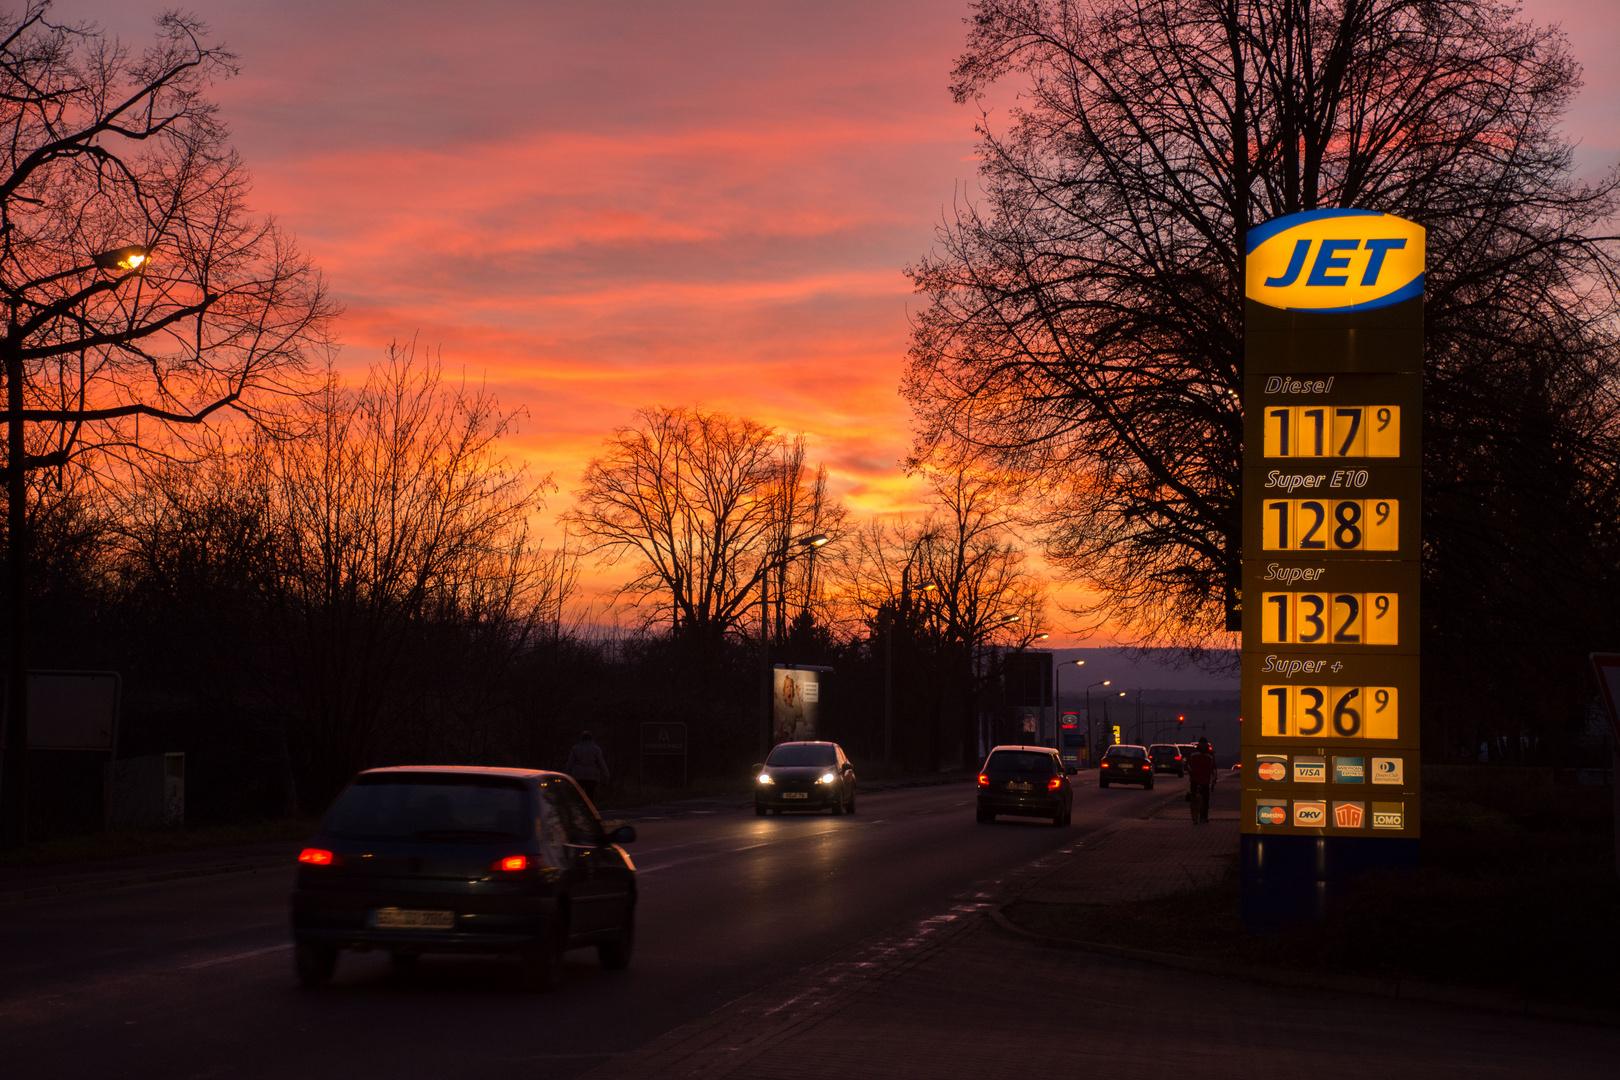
1257;762;1286;781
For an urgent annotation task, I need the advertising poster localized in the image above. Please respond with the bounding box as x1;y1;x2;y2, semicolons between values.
772;665;828;744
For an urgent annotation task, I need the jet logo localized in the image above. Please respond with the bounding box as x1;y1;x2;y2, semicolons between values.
1256;755;1288;781
1333;801;1365;828
1257;800;1288;826
1372;802;1405;829
1246;210;1425;312
1292;756;1326;783
1371;757;1404;785
1293;800;1328;827
1333;757;1365;784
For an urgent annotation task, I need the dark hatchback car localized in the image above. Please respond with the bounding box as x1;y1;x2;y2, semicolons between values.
1099;744;1155;788
755;741;857;815
976;745;1074;826
1149;743;1186;776
289;766;636;991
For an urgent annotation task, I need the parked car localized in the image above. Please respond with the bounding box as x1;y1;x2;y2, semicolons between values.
754;741;857;815
1099;744;1155;788
977;745;1074;826
1148;743;1186;776
289;766;636;991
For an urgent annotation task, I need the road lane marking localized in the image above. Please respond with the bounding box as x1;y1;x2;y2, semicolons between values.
182;944;291;970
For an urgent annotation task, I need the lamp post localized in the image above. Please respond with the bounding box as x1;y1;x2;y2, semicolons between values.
3;244;150;847
1055;657;1084;761
1085;680;1112;762
760;532;829;761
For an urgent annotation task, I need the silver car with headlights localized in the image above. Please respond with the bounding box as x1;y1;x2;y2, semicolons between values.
753;741;856;815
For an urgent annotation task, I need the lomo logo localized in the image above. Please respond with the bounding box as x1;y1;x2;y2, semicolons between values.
1256;755;1288;781
1257;800;1288;826
1246;210;1425;312
1292;800;1327;827
1372;801;1405;829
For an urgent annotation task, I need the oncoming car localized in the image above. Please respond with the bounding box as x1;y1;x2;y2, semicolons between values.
289;766;636;991
754;741;857;815
976;745;1074;826
1099;744;1155;788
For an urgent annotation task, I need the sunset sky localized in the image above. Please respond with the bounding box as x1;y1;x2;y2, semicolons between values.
70;0;1620;641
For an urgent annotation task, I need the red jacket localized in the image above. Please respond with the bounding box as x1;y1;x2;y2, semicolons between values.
1187;751;1216;784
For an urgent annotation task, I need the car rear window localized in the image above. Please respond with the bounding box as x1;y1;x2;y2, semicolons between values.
1106;746;1148;759
323;773;533;842
767;743;836;767
986;751;1057;775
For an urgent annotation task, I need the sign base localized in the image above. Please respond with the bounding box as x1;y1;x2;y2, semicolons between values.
1240;834;1419;933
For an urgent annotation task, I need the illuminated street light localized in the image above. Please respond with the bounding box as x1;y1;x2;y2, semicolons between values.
92;245;149;271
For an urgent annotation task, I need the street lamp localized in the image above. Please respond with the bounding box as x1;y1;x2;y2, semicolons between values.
1054;657;1084;761
4;244;152;846
760;532;830;760
1086;679;1112;761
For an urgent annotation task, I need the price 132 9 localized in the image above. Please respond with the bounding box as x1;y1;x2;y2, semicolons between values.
1264;405;1401;458
1261;592;1399;646
1263;499;1399;551
1260;684;1399;739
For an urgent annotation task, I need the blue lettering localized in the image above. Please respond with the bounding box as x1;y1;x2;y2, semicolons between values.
1360;238;1406;285
1306;239;1360;286
1264;239;1311;287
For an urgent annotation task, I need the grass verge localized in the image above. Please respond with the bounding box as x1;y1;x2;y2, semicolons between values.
1004;780;1620;1012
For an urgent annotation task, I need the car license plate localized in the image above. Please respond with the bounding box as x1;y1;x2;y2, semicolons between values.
371;907;455;930
783;792;809;799
1008;782;1031;791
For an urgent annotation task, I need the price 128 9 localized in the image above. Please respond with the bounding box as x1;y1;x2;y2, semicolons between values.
1263;499;1398;551
1260;684;1399;739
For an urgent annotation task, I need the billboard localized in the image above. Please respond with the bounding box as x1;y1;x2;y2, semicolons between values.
772;664;830;744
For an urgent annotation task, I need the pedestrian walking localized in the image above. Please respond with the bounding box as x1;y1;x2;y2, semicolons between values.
565;730;610;800
1187;737;1216;824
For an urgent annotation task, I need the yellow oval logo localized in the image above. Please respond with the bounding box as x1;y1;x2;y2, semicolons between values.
1247;210;1425;312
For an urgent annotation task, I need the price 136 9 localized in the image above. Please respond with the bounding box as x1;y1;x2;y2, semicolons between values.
1264;405;1401;458
1261;591;1399;646
1263;499;1398;551
1260;684;1399;739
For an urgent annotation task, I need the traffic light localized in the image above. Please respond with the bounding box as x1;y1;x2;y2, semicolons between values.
1177;714;1185;725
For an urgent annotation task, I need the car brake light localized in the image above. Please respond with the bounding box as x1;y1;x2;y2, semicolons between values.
492;855;528;872
1047;777;1062;790
297;847;336;866
977;773;989;786
1101;762;1110;768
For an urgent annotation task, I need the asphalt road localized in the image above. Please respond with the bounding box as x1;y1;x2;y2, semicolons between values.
0;776;1180;1079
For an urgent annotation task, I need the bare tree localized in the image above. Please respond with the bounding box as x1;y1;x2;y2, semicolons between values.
905;0;1620;653
565;405;835;648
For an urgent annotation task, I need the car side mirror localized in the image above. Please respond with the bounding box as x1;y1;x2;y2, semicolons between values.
609;824;636;844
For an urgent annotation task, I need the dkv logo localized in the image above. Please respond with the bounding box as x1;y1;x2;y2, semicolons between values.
1247;210;1425;312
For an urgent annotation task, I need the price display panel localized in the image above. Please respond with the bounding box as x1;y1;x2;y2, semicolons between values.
1240;653;1417;748
1243;558;1419;654
1259;592;1399;646
1259;497;1399;552
1243;373;1422;466
1258;684;1399;739
1242;467;1419;561
1263;404;1401;458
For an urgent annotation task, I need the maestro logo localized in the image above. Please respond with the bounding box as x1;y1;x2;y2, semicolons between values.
1256;754;1288;781
1257;800;1288;826
1246;209;1425;312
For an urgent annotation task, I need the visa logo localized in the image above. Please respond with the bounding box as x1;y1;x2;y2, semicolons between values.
1247;210;1425;312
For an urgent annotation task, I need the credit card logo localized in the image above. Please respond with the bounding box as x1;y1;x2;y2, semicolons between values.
1292;800;1328;827
1333;757;1365;784
1293;756;1326;783
1372;802;1404;829
1256;755;1288;781
1257;800;1288;826
1371;757;1404;785
1333;801;1365;828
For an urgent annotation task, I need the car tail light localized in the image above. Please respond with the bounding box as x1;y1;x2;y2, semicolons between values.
1047;777;1062;790
297;847;337;866
492;855;528;872
977;773;990;787
1101;762;1111;768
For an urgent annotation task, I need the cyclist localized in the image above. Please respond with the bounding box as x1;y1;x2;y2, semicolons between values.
1186;737;1216;824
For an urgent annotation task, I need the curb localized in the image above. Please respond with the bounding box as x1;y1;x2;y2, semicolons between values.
987;904;1620;1029
0;855;291;907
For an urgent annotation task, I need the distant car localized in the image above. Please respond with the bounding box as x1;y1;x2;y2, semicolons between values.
977;745;1075;826
1099;744;1155;788
1148;743;1186;776
289;766;636;992
754;741;857;815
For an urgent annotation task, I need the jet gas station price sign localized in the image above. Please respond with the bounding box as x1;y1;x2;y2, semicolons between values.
1241;209;1424;848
